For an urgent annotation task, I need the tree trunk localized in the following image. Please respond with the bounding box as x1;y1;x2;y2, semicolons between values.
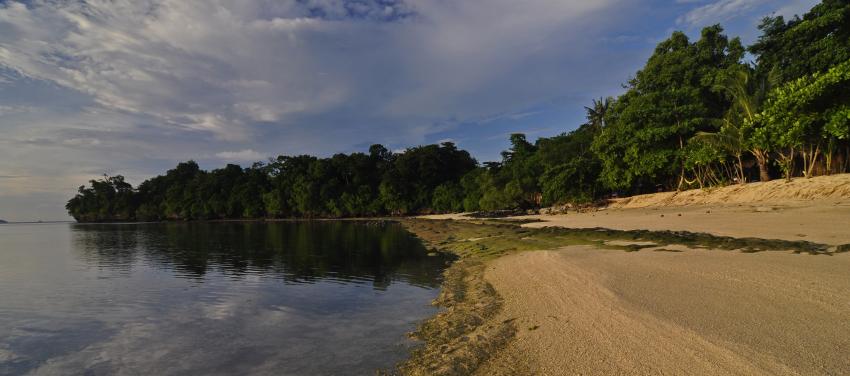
677;167;685;191
825;152;833;175
825;138;835;175
754;151;770;182
736;154;745;184
841;145;850;173
802;142;820;178
677;136;685;191
780;147;795;182
695;165;704;189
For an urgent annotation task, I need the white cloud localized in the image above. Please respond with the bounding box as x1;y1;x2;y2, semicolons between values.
215;149;265;162
0;105;34;115
775;0;819;19
7;0;820;220
0;0;624;143
678;0;768;27
62;138;102;147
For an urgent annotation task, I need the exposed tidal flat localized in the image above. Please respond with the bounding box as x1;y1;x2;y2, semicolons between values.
402;186;850;374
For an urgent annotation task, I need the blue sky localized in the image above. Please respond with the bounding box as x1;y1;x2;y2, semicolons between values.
0;0;818;220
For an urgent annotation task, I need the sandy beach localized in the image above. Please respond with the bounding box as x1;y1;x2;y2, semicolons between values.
425;174;850;246
407;174;850;375
480;246;850;375
519;201;850;246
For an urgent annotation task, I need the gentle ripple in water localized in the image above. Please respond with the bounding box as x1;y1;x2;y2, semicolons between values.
0;221;452;375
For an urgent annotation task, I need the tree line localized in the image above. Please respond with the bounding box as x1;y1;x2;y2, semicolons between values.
67;143;477;221
67;1;850;222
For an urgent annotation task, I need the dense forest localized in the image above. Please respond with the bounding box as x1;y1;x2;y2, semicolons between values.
67;1;850;222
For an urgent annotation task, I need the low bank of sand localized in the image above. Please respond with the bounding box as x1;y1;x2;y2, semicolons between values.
409;175;850;374
425;201;850;246
519;201;850;246
424;174;850;246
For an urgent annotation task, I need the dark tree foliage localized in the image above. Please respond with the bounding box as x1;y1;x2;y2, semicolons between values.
67;143;477;222
380;142;477;215
66;175;136;222
592;26;745;192
750;0;850;82
538;124;603;205
67;2;850;221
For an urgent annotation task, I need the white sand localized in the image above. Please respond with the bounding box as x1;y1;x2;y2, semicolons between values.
479;246;850;375
423;174;850;246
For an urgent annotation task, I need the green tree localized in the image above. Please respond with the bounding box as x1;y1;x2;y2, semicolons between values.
750;1;850;82
696;67;773;182
593;26;744;192
537;123;603;205
584;97;612;132
431;182;465;213
759;59;850;179
66;175;136;222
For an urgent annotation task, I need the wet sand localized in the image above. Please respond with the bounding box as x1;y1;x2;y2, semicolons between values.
423;175;850;246
410;176;850;374
423;201;850;246
480;246;850;375
519;201;850;246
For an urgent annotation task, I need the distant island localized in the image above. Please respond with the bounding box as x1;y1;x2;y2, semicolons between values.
0;219;7;224
65;5;850;223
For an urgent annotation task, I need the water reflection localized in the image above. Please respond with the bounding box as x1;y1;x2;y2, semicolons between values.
71;221;449;289
0;221;451;375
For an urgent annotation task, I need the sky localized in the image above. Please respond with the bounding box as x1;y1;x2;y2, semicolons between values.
0;0;818;221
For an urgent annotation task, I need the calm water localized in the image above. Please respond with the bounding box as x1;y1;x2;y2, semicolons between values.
0;221;451;375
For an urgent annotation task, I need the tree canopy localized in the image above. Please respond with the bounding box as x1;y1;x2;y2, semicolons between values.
68;143;478;222
68;1;850;222
592;26;745;191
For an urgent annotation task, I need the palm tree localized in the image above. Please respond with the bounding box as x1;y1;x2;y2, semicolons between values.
693;113;747;184
584;97;612;133
711;68;772;182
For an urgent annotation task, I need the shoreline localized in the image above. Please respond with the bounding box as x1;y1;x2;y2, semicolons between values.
423;174;850;247
423;199;850;246
62;175;850;374
396;219;527;375
399;194;850;374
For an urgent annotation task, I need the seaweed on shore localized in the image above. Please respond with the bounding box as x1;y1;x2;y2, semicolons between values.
391;218;843;375
396;258;516;376
533;226;837;255
392;219;525;376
